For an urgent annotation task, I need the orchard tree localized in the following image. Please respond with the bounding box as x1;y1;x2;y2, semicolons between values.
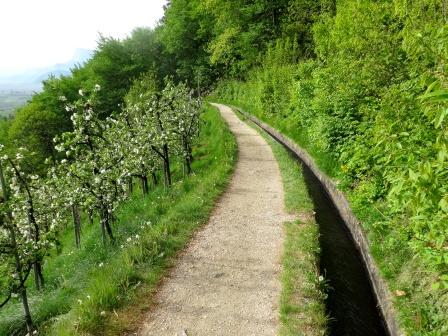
115;75;162;194
163;82;202;174
0;149;34;333
122;75;203;185
1;148;60;290
46;162;84;248
133;79;175;187
54;86;128;244
0;146;61;333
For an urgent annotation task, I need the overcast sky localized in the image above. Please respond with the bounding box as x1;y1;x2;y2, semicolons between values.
0;0;167;74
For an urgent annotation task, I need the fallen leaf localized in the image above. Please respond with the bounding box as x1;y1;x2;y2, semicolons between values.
395;290;406;297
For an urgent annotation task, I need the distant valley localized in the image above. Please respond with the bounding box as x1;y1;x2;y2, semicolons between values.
0;90;31;117
0;49;92;116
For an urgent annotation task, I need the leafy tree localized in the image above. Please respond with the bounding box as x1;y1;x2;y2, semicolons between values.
119;74;161;193
166;82;202;174
87;36;141;117
203;0;290;75
280;0;335;58
159;0;217;87
54;86;128;243
0;146;61;333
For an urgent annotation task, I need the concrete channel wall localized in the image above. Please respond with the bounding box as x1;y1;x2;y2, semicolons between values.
235;108;403;336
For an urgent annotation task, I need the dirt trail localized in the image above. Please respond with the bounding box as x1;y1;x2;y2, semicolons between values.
140;103;293;336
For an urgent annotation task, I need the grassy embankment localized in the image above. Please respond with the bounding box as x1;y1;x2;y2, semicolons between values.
234;110;327;336
0;104;237;335
218;95;446;334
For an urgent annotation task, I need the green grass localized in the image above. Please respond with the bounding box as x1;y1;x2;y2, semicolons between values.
234;111;327;335
0;104;237;335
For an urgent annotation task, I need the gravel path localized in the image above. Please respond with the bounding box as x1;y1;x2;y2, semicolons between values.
140;103;293;336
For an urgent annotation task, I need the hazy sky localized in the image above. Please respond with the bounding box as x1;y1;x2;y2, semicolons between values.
0;0;167;74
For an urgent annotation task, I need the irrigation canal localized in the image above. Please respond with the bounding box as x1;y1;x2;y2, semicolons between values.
300;162;388;335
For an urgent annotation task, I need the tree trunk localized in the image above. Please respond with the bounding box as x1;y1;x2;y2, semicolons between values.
72;204;81;248
183;141;192;175
100;207;114;244
163;144;172;187
105;218;114;242
141;175;149;195
88;209;94;226
26;201;44;290
100;210;107;245
0;161;34;331
33;262;44;290
186;160;191;175
151;172;158;187
128;179;134;194
20;287;34;333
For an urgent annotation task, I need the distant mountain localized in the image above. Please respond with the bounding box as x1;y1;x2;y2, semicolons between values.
0;49;93;92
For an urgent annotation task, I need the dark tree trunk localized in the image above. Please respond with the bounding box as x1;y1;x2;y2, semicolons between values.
105;219;114;242
100;207;107;244
88;209;94;226
163;144;172;187
151;172;158;187
100;220;106;245
72;204;81;248
26;200;44;290
33;262;44;290
100;206;114;244
183;140;192;175
20;287;34;333
186;160;192;175
128;179;134;194
141;175;149;195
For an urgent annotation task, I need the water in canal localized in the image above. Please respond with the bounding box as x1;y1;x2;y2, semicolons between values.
300;162;388;336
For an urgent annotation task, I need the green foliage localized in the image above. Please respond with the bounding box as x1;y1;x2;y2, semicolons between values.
158;0;332;81
215;0;448;333
204;0;290;76
0;119;11;149
280;0;335;58
159;0;215;86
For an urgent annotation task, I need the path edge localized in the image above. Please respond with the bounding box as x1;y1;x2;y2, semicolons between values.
226;104;403;336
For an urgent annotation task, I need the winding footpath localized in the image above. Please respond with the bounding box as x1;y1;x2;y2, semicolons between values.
140;104;294;336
